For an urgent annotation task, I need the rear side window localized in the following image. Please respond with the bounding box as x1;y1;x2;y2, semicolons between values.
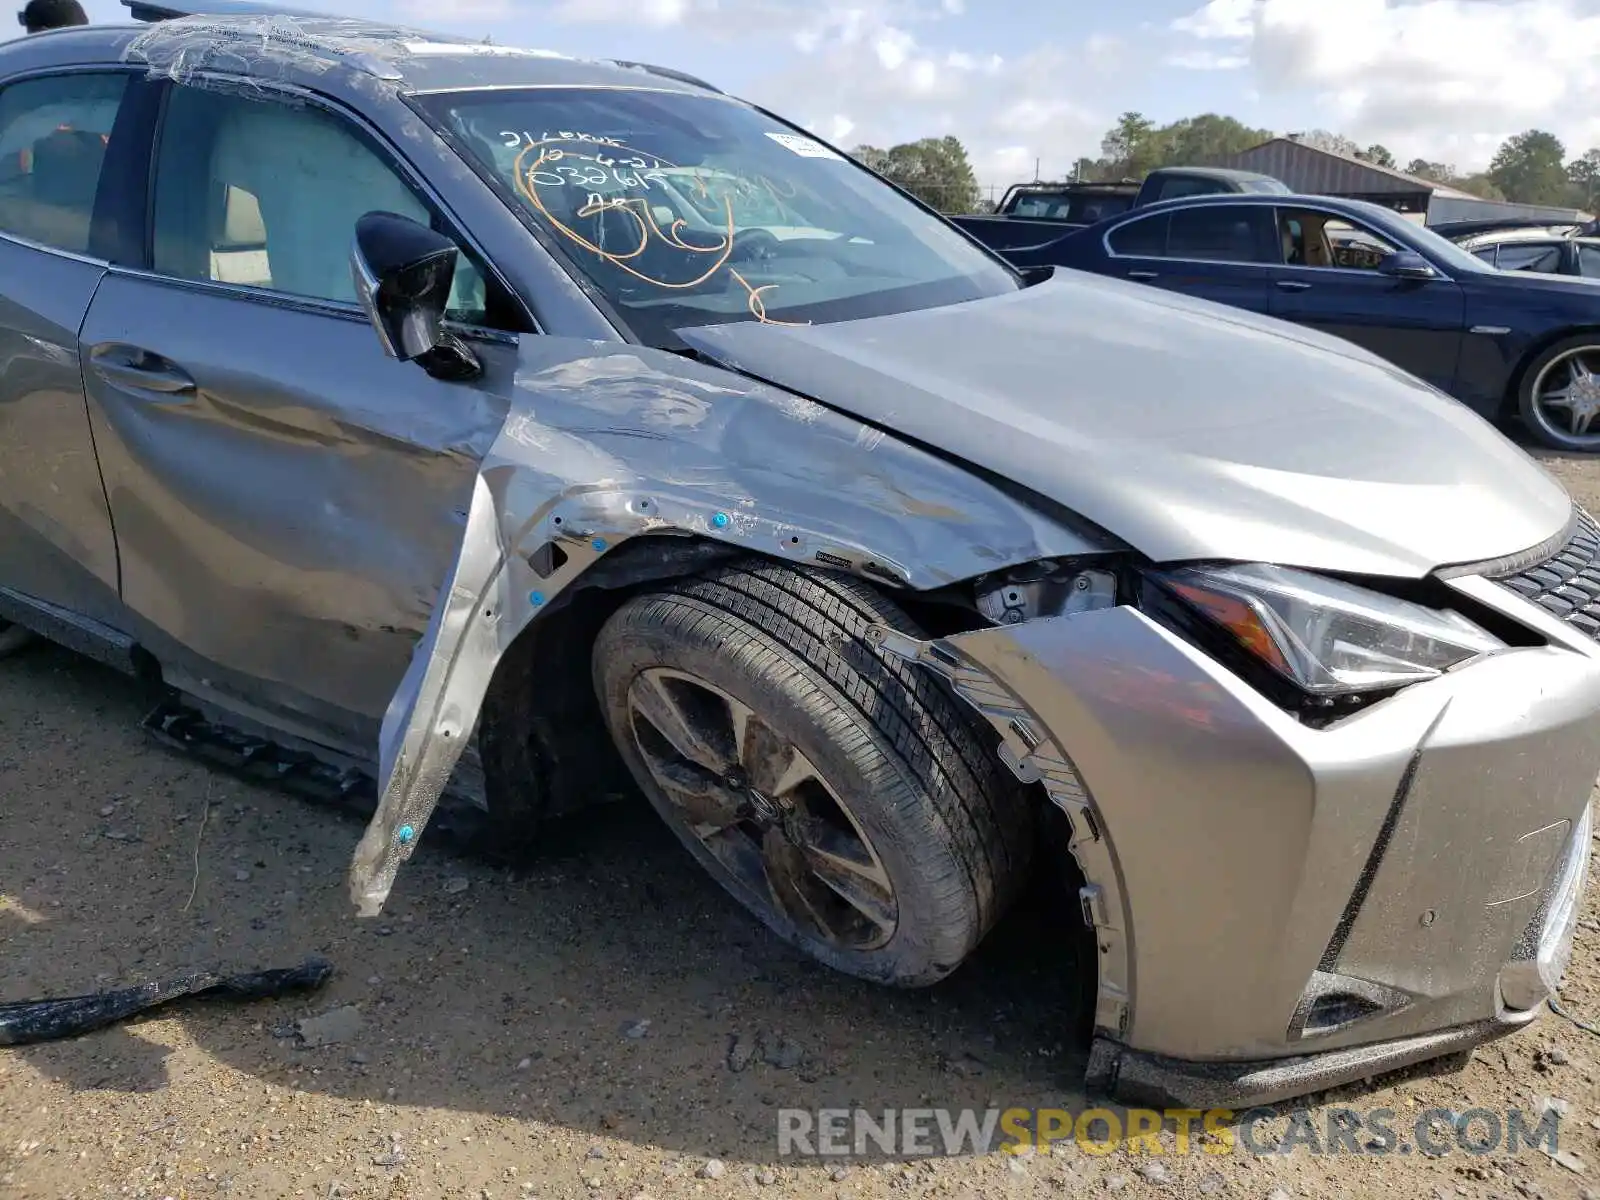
0;73;126;255
1166;205;1275;263
1494;242;1561;273
1579;244;1600;279
1153;176;1226;202
1107;213;1167;256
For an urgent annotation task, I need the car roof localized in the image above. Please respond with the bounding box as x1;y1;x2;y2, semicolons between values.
1153;166;1280;183
1459;228;1569;248
0;4;727;98
1116;191;1398;221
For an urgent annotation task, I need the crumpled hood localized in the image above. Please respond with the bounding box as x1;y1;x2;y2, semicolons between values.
679;271;1572;578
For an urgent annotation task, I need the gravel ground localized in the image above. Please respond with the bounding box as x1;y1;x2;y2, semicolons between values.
4;443;1600;1200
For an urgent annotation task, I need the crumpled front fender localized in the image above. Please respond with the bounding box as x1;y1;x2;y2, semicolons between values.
348;335;1114;915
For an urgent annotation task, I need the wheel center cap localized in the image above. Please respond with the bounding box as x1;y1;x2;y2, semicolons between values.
743;787;782;824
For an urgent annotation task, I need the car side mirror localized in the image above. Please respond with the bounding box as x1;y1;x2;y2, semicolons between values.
350;211;482;381
1378;250;1437;280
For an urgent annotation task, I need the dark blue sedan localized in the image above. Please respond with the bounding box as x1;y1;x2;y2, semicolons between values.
1027;193;1600;451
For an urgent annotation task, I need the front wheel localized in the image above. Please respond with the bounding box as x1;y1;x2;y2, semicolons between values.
1518;336;1600;451
592;561;1034;986
0;622;32;659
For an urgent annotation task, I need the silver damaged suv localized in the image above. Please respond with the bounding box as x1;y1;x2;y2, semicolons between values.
0;2;1593;1108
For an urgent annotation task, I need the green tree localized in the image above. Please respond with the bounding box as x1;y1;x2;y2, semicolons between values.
1072;156;1103;182
1360;144;1396;169
1099;111;1165;178
1162;113;1273;166
1488;130;1569;205
850;136;981;213
1405;158;1458;184
1567;148;1600;209
1454;173;1507;201
1298;129;1361;158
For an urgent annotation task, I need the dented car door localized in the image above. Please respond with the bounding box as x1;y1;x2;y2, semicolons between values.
0;70;133;626
78;80;519;745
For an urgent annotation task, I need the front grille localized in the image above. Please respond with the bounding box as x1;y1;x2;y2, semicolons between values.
1490;509;1600;637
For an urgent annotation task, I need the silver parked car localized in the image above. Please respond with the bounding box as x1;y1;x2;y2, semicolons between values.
1;2;1596;1108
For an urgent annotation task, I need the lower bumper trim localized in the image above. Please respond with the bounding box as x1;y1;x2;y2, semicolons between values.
1086;1007;1542;1109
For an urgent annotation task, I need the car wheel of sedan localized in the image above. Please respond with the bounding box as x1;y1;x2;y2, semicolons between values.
592;560;1034;986
0;621;33;658
1518;336;1600;451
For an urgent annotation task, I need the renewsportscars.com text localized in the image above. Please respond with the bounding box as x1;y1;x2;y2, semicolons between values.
776;1106;1564;1159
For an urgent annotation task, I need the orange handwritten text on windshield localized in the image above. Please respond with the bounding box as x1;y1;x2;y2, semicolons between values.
509;134;810;328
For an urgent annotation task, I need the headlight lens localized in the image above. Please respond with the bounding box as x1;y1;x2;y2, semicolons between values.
1154;563;1505;695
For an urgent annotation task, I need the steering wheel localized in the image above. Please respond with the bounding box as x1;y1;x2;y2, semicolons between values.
728;228;782;263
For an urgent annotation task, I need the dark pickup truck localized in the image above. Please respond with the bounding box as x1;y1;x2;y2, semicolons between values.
952;166;1289;253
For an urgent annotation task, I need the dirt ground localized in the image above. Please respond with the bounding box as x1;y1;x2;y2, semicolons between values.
5;444;1600;1200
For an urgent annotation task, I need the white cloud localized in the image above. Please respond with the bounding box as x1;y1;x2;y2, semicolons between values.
1170;0;1600;167
742;2;1115;191
402;0;514;17
548;0;690;23
1166;49;1248;70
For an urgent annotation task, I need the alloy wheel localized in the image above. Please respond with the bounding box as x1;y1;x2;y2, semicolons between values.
624;666;899;950
1531;346;1600;447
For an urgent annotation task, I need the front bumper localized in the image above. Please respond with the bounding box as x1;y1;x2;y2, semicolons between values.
868;575;1600;1108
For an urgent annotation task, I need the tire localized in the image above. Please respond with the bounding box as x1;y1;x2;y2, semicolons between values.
0;622;32;659
1518;335;1600;452
592;560;1034;986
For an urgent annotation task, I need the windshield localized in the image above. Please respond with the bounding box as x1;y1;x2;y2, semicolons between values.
416;87;1018;347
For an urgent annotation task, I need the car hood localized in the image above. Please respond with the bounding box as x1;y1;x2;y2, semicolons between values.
1477;266;1600;295
678;271;1571;578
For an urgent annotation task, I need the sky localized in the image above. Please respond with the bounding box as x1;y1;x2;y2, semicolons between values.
55;0;1600;196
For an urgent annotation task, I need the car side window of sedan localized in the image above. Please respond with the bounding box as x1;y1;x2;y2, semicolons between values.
0;72;127;256
1277;208;1398;270
1106;213;1168;257
150;87;503;328
1579;244;1600;279
1165;205;1277;263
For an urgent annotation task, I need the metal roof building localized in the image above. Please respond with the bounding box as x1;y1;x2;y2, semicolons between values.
1211;136;1590;226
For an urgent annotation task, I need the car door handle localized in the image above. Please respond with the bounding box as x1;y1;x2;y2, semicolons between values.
1126;269;1159;280
1275;279;1313;292
88;343;196;397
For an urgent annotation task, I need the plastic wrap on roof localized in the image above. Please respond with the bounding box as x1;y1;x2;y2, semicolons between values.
122;14;582;98
123;14;428;90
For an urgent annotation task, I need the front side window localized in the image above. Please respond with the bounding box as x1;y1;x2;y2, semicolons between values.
1165;205;1275;262
415;87;1017;347
1579;244;1600;279
151;88;488;322
1277;207;1398;270
0;72;126;254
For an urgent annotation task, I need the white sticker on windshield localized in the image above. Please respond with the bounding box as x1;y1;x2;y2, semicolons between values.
765;132;844;160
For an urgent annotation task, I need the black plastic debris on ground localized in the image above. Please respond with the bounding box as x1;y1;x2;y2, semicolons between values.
0;957;333;1046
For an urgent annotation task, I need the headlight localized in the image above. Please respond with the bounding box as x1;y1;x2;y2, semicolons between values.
1151;563;1505;696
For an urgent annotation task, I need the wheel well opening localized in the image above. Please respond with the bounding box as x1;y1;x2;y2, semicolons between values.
476;537;1100;1002
477;535;744;852
478;535;1014;845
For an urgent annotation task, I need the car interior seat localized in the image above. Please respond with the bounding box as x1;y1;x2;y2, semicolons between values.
209;101;431;303
19;126;104;249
